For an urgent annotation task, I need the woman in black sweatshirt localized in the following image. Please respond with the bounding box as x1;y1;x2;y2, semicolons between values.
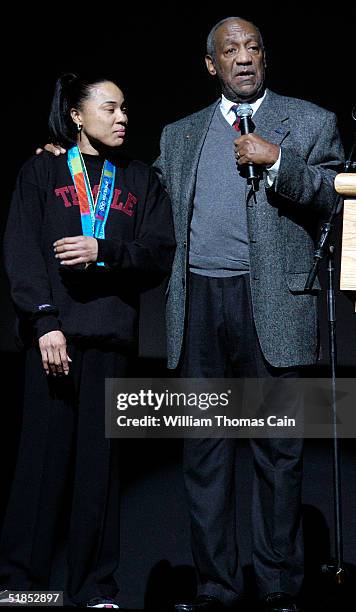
0;73;175;608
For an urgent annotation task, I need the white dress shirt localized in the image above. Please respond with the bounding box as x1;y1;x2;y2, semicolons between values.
220;91;281;186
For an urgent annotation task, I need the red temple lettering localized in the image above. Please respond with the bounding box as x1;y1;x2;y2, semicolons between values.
121;193;138;217
110;188;123;210
55;187;72;208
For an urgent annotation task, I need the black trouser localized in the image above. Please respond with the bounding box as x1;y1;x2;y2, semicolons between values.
0;342;128;605
180;273;304;606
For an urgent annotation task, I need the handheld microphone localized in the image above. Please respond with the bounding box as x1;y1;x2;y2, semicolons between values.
236;103;259;191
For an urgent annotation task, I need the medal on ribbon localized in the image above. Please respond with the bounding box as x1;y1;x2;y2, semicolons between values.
67;146;116;266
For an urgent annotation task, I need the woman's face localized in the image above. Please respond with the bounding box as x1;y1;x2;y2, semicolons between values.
72;81;128;149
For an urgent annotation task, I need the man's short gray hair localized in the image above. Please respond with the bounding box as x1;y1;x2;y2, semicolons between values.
206;17;264;60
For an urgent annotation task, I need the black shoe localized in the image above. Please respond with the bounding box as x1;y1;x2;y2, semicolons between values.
175;595;226;612
263;592;300;612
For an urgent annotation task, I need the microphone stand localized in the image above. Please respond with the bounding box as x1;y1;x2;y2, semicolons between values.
305;197;345;584
305;114;356;584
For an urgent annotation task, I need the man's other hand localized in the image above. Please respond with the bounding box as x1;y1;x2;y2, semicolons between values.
36;144;67;156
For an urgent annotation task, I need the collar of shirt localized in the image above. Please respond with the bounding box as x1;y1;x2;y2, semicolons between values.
220;90;267;126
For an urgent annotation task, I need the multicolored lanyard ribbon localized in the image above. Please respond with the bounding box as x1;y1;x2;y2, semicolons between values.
67;146;116;266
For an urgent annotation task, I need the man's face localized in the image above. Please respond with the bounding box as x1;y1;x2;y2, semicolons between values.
205;19;266;102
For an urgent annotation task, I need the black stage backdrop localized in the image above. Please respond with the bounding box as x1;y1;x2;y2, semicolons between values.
1;6;356;609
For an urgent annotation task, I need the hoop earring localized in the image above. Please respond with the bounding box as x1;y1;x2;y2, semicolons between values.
77;123;82;141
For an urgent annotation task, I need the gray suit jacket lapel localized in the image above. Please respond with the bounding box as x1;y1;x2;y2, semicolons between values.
253;89;290;145
179;100;220;226
246;89;290;203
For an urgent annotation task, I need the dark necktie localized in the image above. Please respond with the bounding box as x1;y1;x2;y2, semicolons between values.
230;104;241;132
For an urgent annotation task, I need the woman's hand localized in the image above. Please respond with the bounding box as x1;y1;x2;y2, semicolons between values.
38;331;71;376
53;236;98;266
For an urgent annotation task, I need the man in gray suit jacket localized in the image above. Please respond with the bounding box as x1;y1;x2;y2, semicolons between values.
153;16;344;612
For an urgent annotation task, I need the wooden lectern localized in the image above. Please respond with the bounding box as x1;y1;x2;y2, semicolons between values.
335;173;356;310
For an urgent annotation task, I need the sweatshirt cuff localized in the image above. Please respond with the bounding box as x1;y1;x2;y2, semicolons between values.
34;315;61;339
96;238;124;265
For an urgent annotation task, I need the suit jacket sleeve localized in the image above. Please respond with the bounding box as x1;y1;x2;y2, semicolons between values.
273;112;344;217
152;126;168;188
